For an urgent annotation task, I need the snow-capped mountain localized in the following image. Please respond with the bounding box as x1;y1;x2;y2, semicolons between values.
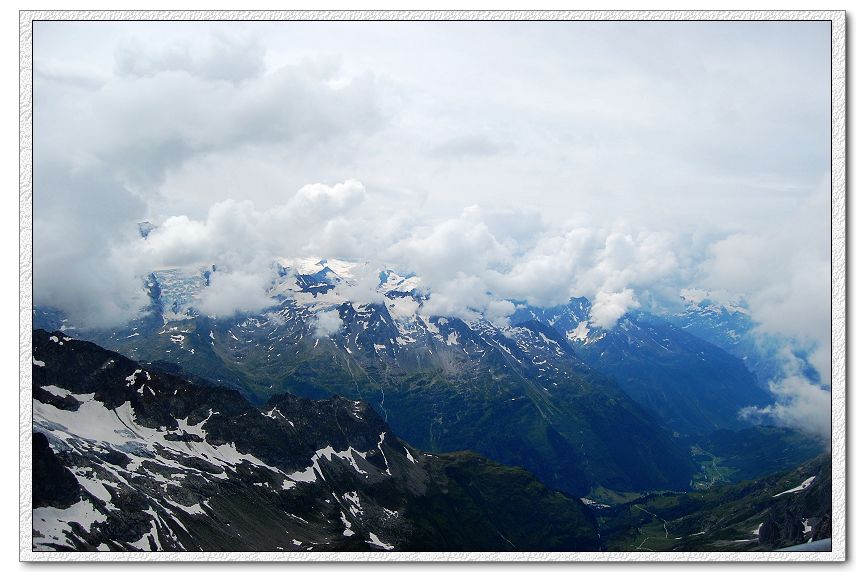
665;294;825;391
35;259;700;496
32;330;599;552
669;292;753;352
33;257;775;496
511;299;773;435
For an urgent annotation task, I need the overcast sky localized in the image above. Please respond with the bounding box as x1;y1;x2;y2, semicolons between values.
32;20;832;431
35;20;829;225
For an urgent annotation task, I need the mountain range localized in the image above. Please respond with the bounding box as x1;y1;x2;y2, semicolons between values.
32;256;828;551
32;330;599;551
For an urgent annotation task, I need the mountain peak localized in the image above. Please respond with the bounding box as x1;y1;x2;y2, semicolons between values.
137;221;156;239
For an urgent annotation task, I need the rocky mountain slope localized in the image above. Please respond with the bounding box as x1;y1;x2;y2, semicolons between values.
32;330;599;552
665;294;826;392
512;298;772;436
690;426;826;488
35;259;699;496
597;454;831;551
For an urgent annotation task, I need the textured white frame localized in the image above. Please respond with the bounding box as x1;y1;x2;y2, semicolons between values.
18;9;847;562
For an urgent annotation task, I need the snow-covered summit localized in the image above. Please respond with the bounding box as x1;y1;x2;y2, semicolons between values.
679;288;750;316
147;258;423;323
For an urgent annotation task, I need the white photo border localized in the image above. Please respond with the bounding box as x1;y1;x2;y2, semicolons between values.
18;9;847;563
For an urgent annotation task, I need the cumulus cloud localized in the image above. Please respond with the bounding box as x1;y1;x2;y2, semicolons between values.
485;299;517;328
133;179;369;270
331;265;387;306
123;180;826;356
32;19;831;440
484;227;596;307
313;310;344;338
196;270;277;318
115;180;377;319
32;25;391;330
739;376;831;440
32;162;151;327
387;207;512;278
698;178;831;382
738;347;831;440
418;275;494;323
590;290;641;329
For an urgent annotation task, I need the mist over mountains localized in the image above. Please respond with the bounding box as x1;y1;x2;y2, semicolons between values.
34;22;830;396
30;20;833;554
33;251;830;500
36;242;831;443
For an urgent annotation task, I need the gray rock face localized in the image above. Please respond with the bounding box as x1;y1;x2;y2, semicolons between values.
512;300;772;435
31;330;598;552
36;262;698;495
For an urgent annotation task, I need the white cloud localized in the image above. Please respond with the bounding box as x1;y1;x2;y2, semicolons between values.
295;179;367;215
698;179;831;382
32;164;151;327
736;338;831;440
418;274;490;323
590;290;641;329
32;20;832;422
35;27;385;202
807;342;832;386
130;179;369;271
196;270;277;319
313;310;344;337
33;25;388;331
114;32;266;82
485;299;517;328
331;264;386;306
739;375;831;440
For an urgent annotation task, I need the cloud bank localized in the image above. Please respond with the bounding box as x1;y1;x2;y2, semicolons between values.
114;181;831;382
739;346;832;439
313;310;345;338
32;22;832;432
